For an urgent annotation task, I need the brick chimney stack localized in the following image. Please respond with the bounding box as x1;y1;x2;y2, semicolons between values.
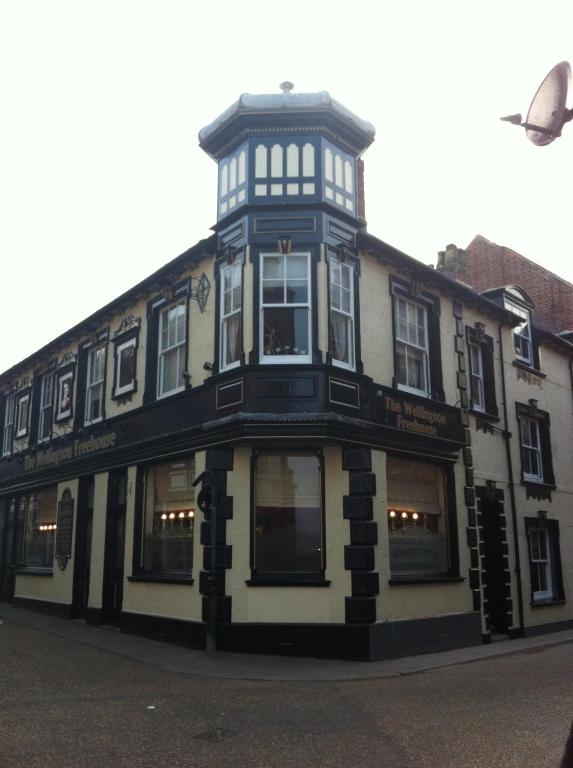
436;244;470;280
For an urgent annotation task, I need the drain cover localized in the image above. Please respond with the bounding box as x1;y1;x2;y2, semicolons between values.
194;728;237;743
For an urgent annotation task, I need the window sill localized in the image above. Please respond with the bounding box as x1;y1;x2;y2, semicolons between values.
471;410;500;422
128;574;194;585
246;577;331;587
389;575;464;586
512;360;545;379
17;568;53;577
531;598;566;608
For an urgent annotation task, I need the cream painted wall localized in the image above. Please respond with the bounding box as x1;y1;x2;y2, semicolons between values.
227;446;350;624
15;479;79;606
189;258;216;387
87;472;109;609
359;253;394;388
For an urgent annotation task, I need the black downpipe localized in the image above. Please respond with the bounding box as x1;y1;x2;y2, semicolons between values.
498;324;525;636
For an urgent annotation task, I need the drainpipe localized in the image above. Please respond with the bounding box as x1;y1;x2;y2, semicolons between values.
498;324;525;636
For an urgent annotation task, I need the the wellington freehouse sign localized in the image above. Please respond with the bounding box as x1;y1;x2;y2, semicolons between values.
23;432;118;472
379;393;462;441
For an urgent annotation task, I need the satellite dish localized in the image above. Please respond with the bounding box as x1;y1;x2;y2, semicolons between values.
500;61;573;145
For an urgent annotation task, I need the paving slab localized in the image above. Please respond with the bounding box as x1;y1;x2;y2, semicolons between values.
1;602;572;681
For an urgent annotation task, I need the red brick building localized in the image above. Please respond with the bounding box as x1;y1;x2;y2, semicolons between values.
437;235;573;334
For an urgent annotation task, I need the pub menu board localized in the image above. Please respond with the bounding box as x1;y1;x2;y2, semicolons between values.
56;489;74;570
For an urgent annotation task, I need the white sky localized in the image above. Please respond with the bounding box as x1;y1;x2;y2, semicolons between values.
2;0;573;374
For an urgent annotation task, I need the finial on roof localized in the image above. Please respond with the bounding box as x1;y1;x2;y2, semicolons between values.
280;81;294;93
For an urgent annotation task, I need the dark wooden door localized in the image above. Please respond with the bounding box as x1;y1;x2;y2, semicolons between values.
72;478;94;619
102;470;127;625
0;497;24;602
481;498;509;634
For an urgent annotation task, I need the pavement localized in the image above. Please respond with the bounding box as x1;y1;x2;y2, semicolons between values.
1;601;572;681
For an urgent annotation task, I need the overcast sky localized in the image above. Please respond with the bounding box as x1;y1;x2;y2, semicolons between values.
2;0;573;374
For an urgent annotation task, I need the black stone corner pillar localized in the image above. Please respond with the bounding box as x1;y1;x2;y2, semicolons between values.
342;447;379;624
199;448;234;623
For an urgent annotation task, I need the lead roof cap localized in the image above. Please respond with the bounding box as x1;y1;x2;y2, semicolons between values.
198;84;376;159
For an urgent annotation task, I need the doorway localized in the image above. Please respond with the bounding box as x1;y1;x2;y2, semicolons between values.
72;478;94;619
0;497;24;602
480;494;511;635
102;469;127;625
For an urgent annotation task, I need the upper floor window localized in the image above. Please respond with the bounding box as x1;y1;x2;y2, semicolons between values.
55;369;74;422
112;333;138;399
85;346;106;425
158;301;187;397
218;143;247;218
329;258;355;369
517;404;554;488
260;252;311;364
394;296;430;396
466;325;498;417
254;140;316;199
468;343;485;413
520;416;543;482
220;261;242;371
15;391;30;438
2;392;15;456
324;142;355;213
38;373;54;443
505;299;533;366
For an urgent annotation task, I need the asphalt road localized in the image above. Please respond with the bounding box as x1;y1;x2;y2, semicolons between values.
1;615;572;768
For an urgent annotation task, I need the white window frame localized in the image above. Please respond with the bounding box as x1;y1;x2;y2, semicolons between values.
505;299;533;366
329;258;355;370
260;252;312;365
220;261;242;372
157;300;187;398
115;337;137;397
2;392;15;456
15;392;30;438
529;527;553;601
394;295;430;397
84;345;106;425
38;373;54;443
521;416;543;483
468;343;485;412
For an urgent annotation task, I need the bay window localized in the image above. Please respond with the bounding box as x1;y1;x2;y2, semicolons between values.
220;261;242;370
260;253;311;363
329;258;355;369
253;450;323;580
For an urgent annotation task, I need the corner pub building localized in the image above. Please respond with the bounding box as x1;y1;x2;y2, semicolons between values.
1;86;572;661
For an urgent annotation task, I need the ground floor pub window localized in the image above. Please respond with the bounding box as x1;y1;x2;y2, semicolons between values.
142;457;195;573
22;486;58;569
387;458;448;576
253;450;323;577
